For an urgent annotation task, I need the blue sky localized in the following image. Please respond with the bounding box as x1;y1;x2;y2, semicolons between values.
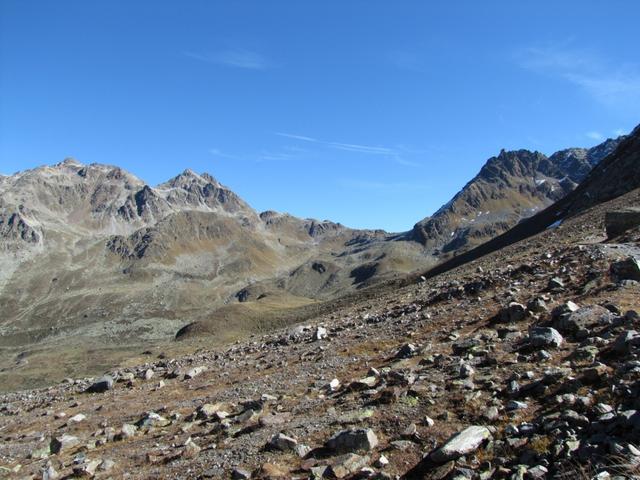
1;1;639;232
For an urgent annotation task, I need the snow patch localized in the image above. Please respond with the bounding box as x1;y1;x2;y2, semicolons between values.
547;219;563;230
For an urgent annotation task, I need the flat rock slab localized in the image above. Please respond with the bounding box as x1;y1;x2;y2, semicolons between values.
430;426;492;463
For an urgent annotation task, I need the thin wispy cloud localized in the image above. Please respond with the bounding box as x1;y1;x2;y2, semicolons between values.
208;148;240;159
337;178;429;192
394;157;421;167
613;129;626;137
257;148;306;162
185;49;270;70
329;142;394;155
515;44;640;109
275;132;319;142
274;132;420;167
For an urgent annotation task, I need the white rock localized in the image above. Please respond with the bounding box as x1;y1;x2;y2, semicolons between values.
69;413;86;423
430;426;492;463
314;326;328;341
184;366;207;379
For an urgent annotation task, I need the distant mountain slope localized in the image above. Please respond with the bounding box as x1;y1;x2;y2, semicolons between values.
0;159;430;354
409;137;623;253
422;124;640;280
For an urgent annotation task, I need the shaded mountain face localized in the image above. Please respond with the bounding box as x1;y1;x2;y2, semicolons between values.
410;137;624;253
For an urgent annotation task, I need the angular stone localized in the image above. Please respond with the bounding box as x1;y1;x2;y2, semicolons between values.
326;378;341;392
136;411;170;429
184;366;207;379
528;327;563;348
459;364;475;378
430;426;492;463
268;433;298;452
395;343;418;359
500;302;528;322
329;453;370;479
73;459;101;477
326;428;379;453
611;257;640;282
605;209;640;238
50;434;80;454
258;412;292;427
197;403;227;420
613;330;640;354
349;376;378;390
506;400;528;411
69;413;86;423
527;297;548;313
231;468;252;480
86;375;114;393
548;277;565;290
98;459;115;472
482;406;500;422
552;301;580;319
117;423;137;440
314;326;328;341
554;305;613;334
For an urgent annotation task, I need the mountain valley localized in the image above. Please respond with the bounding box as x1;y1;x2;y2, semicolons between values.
0;127;639;479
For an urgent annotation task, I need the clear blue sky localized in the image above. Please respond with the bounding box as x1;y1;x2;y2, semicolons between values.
1;1;638;232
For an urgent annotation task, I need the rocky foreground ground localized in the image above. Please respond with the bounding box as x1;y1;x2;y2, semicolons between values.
1;190;640;479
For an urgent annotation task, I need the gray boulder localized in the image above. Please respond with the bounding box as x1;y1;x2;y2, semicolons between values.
86;375;114;393
326;428;379;453
500;302;528;322
613;330;640;354
430;426;492;463
268;433;298;452
610;257;640;282
554;305;613;334
50;434;80;454
605;209;640;238
529;327;564;348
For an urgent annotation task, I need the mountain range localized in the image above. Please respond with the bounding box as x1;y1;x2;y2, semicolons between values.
1;124;640;479
0;132;630;389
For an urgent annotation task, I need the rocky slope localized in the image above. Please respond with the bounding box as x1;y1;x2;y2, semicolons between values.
409;137;623;254
1;181;638;479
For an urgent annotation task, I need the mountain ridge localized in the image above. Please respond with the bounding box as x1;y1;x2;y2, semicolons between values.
0;131;634;392
410;136;624;252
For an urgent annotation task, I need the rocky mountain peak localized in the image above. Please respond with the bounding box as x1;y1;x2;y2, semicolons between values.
410;135;626;252
56;157;83;168
158;169;220;190
587;136;625;164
